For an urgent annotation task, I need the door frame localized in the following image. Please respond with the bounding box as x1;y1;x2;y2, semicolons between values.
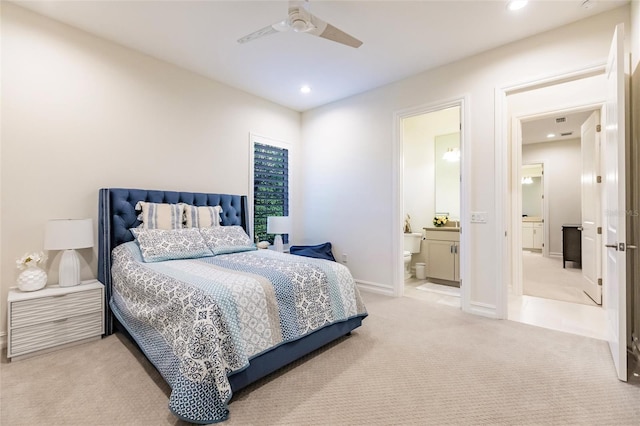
392;94;470;312
494;64;606;319
510;104;604;297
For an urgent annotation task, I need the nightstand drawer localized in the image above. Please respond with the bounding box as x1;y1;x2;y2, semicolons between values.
9;311;103;357
10;288;102;328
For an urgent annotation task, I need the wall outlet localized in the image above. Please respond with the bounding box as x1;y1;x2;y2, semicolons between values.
342;253;348;263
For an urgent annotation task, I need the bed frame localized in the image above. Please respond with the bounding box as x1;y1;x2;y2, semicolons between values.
97;188;364;392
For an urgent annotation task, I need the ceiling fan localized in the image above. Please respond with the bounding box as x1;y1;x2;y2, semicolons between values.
237;0;363;48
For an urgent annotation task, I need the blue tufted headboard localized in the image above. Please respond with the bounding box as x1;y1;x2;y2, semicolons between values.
98;188;249;334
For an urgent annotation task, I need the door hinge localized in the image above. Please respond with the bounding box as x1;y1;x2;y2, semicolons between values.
596;175;602;183
596;124;601;132
597;226;602;234
598;278;603;286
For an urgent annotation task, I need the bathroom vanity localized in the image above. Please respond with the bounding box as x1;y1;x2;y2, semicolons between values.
522;218;543;250
423;227;460;285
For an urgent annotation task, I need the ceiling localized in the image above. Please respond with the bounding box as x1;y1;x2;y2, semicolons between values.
522;109;597;144
13;0;628;112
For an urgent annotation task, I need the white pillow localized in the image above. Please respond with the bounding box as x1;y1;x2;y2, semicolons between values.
199;226;256;255
135;201;184;230
183;204;222;228
131;228;213;262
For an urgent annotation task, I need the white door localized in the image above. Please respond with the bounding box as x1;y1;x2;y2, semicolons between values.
581;110;602;304
603;24;627;382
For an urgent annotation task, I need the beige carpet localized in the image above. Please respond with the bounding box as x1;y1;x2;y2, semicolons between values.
2;292;639;425
523;251;598;306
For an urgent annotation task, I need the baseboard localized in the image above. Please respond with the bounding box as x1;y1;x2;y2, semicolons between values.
467;301;498;319
549;252;562;258
356;280;395;296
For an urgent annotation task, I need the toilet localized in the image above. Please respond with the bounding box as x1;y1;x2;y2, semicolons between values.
403;232;422;279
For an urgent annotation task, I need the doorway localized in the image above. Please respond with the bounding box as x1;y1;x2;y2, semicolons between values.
401;106;461;305
492;62;613;335
509;103;607;340
518;109;603;306
392;96;470;312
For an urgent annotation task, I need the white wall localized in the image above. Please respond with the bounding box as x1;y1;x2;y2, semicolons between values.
302;6;630;311
523;140;582;255
0;3;301;336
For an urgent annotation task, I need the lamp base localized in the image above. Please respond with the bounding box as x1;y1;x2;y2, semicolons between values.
273;235;284;253
59;249;81;287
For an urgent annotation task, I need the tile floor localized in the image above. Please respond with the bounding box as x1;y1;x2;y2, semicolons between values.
404;276;608;341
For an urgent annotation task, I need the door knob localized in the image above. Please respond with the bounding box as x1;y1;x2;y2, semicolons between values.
605;243;618;250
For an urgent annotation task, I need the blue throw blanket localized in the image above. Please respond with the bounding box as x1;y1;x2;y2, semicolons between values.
110;242;367;423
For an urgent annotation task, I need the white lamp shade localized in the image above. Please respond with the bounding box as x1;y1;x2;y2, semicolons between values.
44;219;94;250
267;216;291;235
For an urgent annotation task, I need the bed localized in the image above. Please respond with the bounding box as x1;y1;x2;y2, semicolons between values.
97;188;367;424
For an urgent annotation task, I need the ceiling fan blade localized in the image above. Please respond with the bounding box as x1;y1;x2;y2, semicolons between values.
237;21;287;45
307;14;362;48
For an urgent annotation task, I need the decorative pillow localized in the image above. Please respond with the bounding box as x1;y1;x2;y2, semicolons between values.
289;243;336;262
183;204;222;228
130;228;213;262
199;226;256;255
135;201;184;230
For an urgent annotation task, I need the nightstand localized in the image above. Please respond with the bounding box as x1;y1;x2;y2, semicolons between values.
7;280;104;361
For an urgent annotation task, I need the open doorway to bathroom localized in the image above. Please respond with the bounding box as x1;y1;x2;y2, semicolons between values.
401;105;462;307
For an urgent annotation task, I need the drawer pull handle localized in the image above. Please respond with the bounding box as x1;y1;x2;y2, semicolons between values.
52;318;69;324
52;294;68;298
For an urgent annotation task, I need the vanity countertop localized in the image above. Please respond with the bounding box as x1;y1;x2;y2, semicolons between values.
522;217;542;223
423;227;460;232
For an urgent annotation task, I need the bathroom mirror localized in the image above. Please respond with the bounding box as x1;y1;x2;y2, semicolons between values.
522;163;543;218
434;132;460;221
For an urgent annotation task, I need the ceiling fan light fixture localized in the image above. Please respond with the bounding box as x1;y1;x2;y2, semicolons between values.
238;0;362;48
290;17;308;32
506;0;528;11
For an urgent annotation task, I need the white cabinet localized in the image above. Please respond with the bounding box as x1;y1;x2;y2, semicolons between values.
7;280;104;361
424;229;460;283
522;222;543;250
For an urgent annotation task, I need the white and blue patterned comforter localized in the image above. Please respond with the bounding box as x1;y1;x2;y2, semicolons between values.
110;242;367;423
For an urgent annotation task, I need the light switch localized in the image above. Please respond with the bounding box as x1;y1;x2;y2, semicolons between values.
471;211;488;223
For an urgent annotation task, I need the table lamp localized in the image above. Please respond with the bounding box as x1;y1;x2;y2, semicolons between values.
267;216;291;253
44;218;94;287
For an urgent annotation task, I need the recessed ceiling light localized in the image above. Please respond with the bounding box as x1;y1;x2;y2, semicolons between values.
547;133;556;138
300;85;311;94
507;0;528;11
